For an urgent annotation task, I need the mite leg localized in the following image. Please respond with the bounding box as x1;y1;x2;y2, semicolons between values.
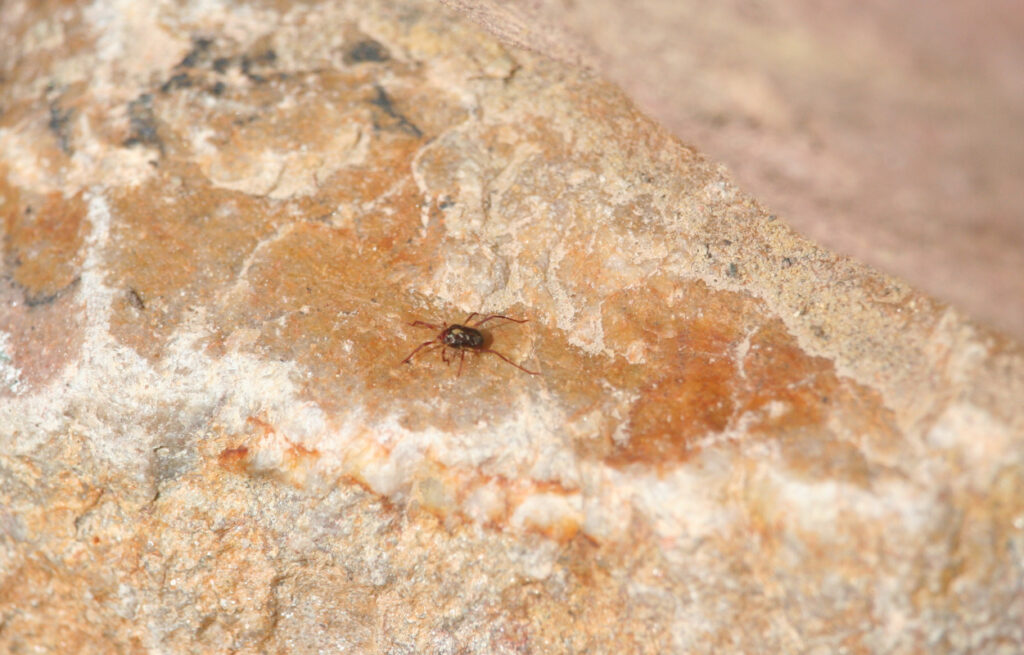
480;348;539;375
472;314;529;328
410;320;443;330
401;340;439;365
457;349;467;377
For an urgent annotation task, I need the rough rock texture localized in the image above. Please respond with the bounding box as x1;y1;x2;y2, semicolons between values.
445;0;1024;343
1;0;1023;653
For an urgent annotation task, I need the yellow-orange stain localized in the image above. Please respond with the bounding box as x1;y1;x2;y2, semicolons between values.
0;180;89;393
217;446;250;473
599;278;897;483
247;415;322;475
0;185;87;300
614;356;736;466
217;413;587;542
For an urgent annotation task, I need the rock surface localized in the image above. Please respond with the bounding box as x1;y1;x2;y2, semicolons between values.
445;0;1024;342
1;0;1022;653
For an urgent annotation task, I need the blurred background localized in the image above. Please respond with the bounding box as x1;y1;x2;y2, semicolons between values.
446;0;1024;341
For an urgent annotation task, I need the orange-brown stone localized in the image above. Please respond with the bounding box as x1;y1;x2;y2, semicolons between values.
1;0;1021;652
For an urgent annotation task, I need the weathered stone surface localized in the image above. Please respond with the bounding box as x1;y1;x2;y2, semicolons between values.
444;0;1024;342
1;0;1022;653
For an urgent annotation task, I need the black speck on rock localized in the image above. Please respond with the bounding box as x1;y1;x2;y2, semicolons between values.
344;39;390;64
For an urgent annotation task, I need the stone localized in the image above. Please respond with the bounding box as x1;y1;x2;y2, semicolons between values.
444;0;1024;342
1;0;1022;652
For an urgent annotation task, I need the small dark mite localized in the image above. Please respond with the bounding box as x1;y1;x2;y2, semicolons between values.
400;312;539;377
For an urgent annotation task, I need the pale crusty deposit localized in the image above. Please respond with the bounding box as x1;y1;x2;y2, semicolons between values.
1;0;1022;653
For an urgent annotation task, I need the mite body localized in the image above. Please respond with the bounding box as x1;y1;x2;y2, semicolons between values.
441;324;485;350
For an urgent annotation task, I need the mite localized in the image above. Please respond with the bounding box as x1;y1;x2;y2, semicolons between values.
400;312;539;377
